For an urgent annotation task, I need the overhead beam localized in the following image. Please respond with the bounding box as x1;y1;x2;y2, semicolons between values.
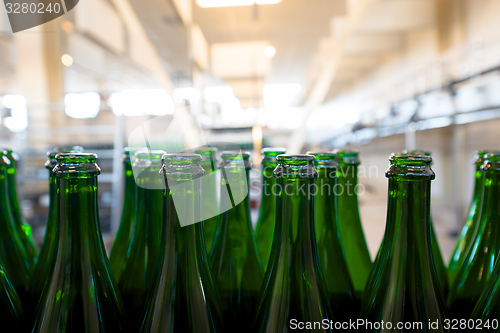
287;0;371;153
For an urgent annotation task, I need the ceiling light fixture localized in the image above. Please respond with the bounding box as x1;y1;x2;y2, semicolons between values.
61;54;74;67
197;0;281;8
264;45;276;58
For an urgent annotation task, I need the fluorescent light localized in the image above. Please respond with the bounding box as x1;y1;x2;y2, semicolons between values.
65;93;101;119
2;95;28;132
263;83;302;108
109;89;174;117
197;0;280;8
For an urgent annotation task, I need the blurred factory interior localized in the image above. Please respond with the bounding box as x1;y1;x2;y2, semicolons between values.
0;0;499;259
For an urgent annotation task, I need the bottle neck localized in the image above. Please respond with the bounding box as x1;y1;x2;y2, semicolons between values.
385;177;432;255
47;168;57;226
6;163;21;213
481;169;500;222
220;167;252;230
261;162;278;206
315;168;337;224
57;176;104;257
337;163;360;210
123;162;136;202
164;177;205;262
276;178;317;247
0;165;14;229
472;162;485;204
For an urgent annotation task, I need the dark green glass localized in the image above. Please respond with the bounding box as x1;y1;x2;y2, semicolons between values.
195;147;220;254
255;147;286;270
0;261;25;332
447;153;500;319
361;154;449;332
308;152;357;320
29;146;84;316
32;153;125;332
0;152;32;304
109;147;141;283
140;153;224;333
3;148;37;264
210;152;264;331
402;149;448;297
448;150;497;286
118;150;165;331
335;150;372;300
253;154;333;333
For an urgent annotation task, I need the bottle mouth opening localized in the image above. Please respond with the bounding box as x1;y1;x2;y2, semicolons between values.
274;154;317;179
261;147;286;156
306;152;337;168
1;148;19;163
55;152;97;162
277;154;315;165
390;153;432;165
402;149;431;156
482;153;500;171
335;149;360;165
221;151;250;160
194;147;218;156
220;151;251;169
161;154;205;180
46;146;85;168
54;153;101;177
162;153;202;165
476;150;500;165
0;155;10;166
134;150;166;167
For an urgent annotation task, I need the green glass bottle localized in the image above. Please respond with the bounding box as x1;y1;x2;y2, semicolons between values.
29;146;84;314
402;149;448;297
118;150;165;331
0;151;32;303
3;148;37;264
210;152;264;331
0;261;25;332
447;152;500;319
335;150;372;300
307;152;357;320
109;147;141;282
32;153;125;332
448;150;497;286
253;154;333;333
140;153;224;333
361;154;449;332
255;147;286;270
195;147;220;254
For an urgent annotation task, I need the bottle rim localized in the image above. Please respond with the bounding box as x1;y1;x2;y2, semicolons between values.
53;153;101;177
402;149;431;156
482;153;500;171
274;154;318;179
334;149;360;165
46;146;85;168
386;154;435;180
162;153;202;164
194;147;219;155
306;152;338;168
